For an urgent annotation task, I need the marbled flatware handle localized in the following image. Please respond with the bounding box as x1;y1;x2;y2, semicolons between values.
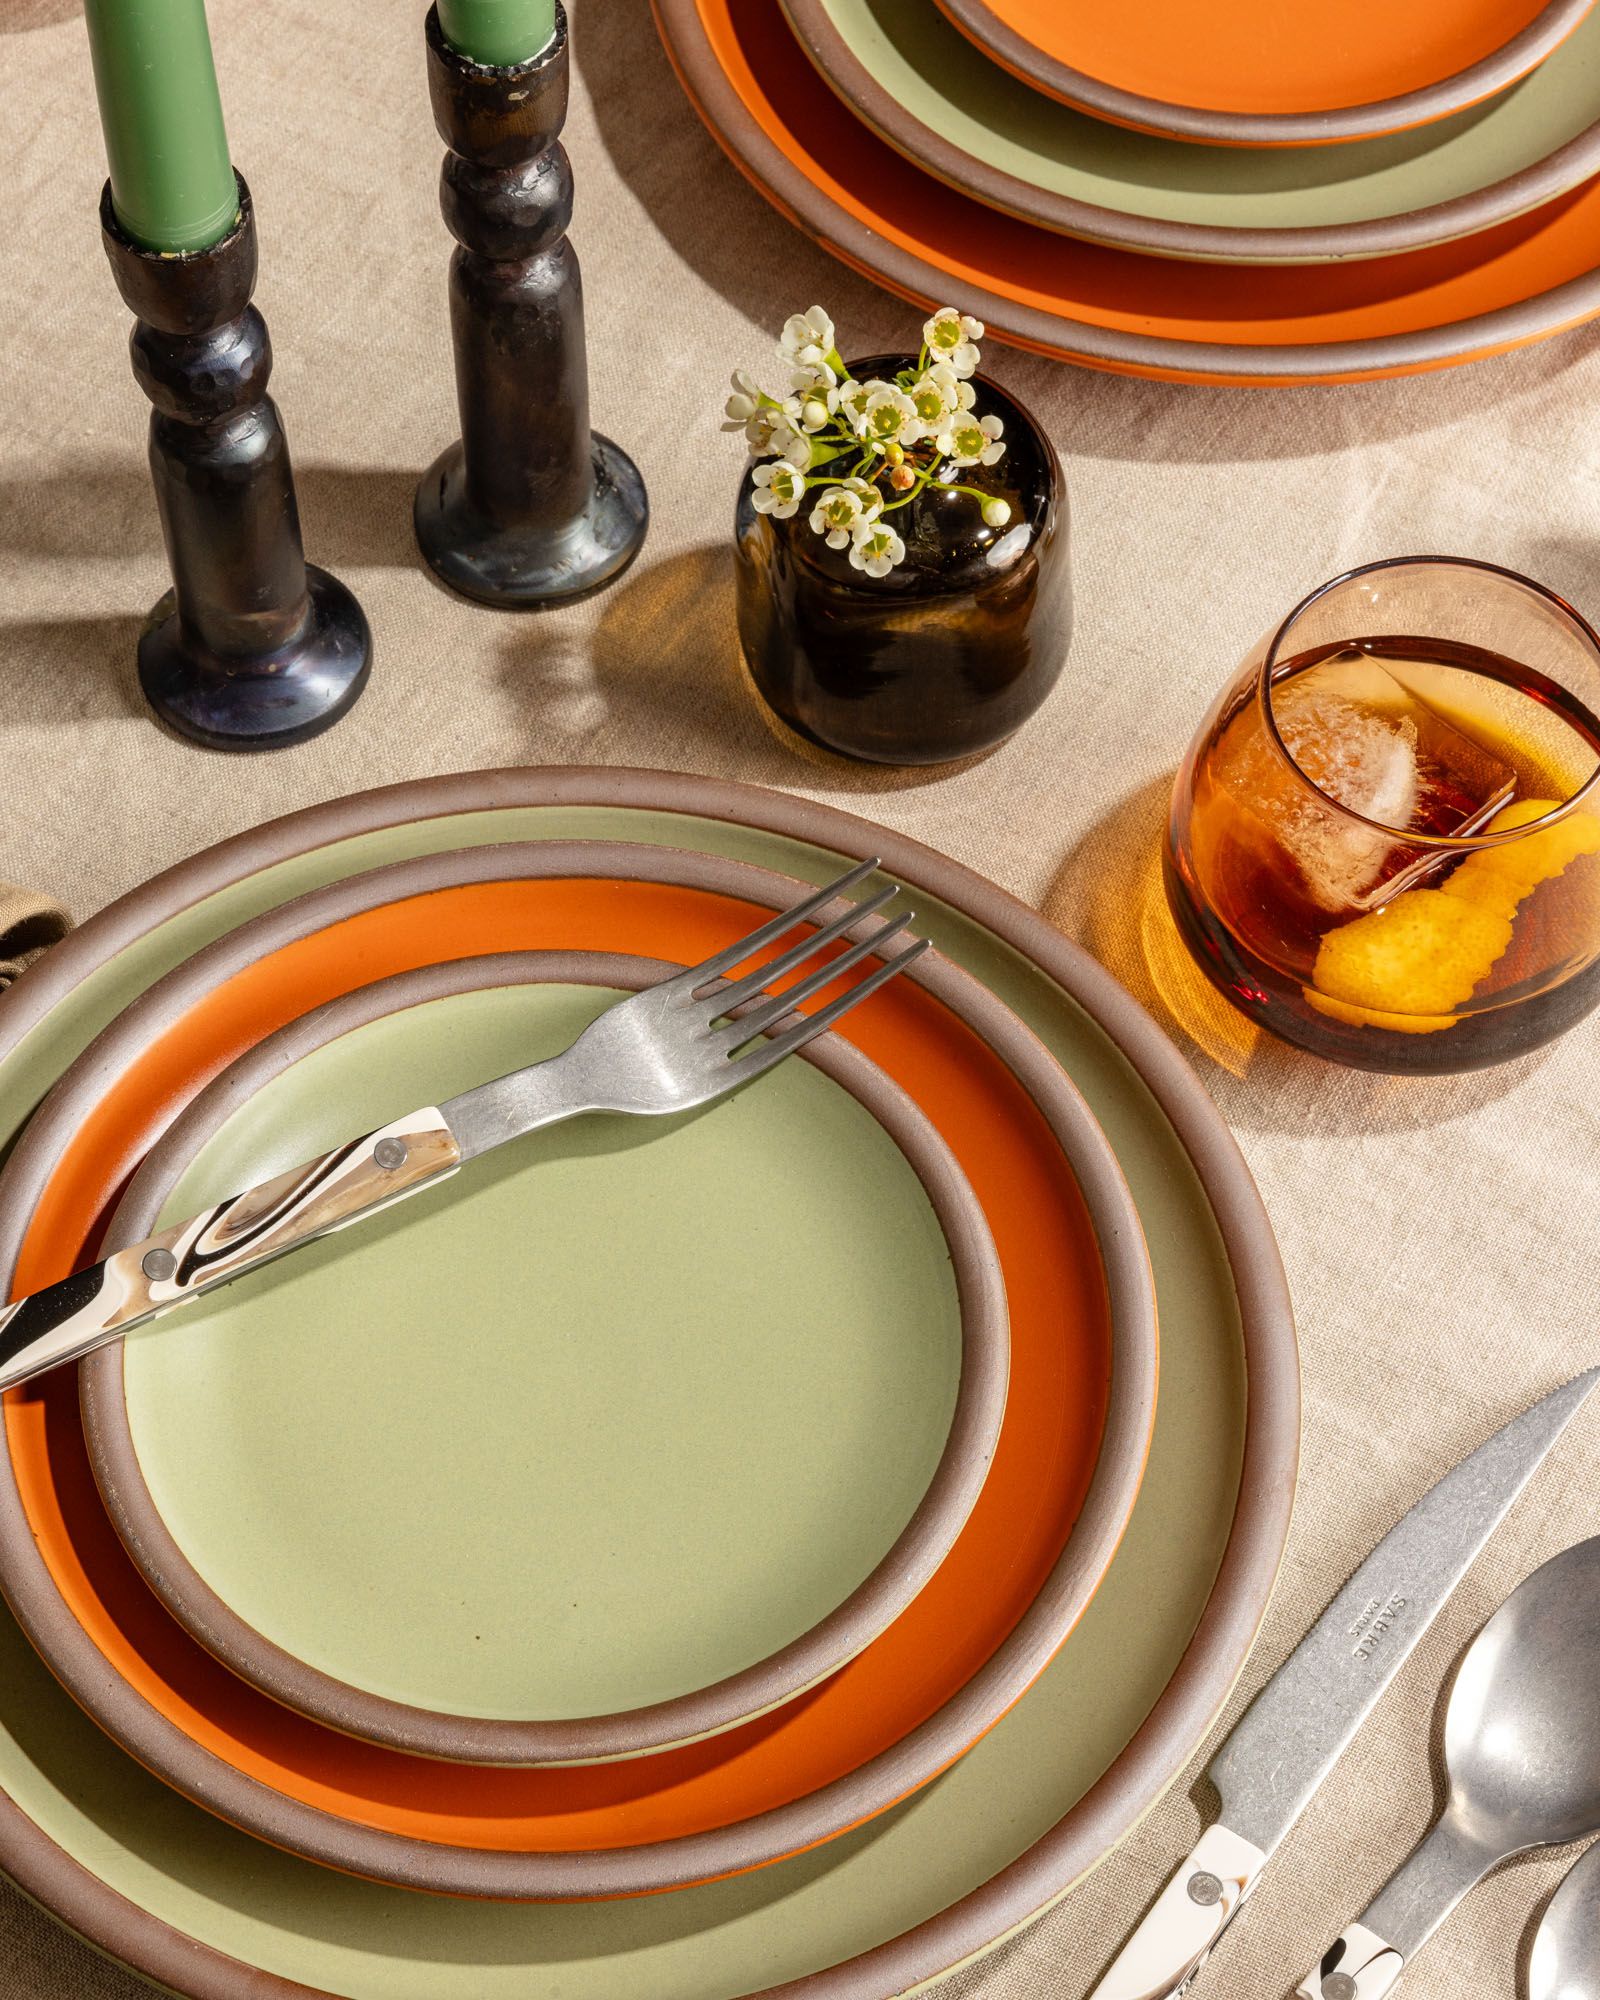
0;1107;459;1392
1295;1924;1404;1999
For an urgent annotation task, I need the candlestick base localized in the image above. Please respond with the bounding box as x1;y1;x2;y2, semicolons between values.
415;432;646;608
101;175;372;752
138;566;371;753
418;5;647;612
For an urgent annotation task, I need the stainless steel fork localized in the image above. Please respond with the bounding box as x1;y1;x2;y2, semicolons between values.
0;860;926;1393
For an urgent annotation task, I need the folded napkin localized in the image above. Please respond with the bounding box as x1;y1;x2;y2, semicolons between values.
0;881;70;991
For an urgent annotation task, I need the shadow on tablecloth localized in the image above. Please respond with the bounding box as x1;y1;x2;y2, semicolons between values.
1;1;79;32
0;461;423;573
1044;772;1548;1135
493;538;1002;796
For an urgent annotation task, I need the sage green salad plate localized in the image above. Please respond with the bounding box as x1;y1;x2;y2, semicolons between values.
782;0;1600;262
0;770;1297;1997
79;946;1011;1769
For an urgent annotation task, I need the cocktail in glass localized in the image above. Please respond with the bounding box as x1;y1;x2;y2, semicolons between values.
1167;558;1600;1073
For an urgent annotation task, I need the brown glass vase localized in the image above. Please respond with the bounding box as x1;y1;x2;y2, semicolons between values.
733;355;1069;765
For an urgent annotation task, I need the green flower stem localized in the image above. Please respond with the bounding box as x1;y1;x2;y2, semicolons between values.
878;466;935;514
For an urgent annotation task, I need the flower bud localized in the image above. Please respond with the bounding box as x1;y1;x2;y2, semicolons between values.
889;464;916;492
885;441;905;466
981;497;1012;528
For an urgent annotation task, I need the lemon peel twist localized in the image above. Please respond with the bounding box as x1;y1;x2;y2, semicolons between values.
1306;799;1600;1035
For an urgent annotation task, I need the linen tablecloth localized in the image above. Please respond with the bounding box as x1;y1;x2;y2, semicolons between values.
2;1;1598;1993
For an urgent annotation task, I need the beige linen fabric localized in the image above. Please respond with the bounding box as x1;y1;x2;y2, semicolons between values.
3;1;1600;1994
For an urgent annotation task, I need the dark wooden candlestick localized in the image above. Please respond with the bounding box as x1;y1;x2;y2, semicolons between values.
414;4;647;607
100;175;371;752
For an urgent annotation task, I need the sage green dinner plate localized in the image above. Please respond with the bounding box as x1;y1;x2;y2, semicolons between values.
12;842;1149;1899
0;771;1296;1996
783;0;1600;262
83;951;1008;1768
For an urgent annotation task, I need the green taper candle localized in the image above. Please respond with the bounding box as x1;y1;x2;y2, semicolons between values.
437;0;556;67
84;0;238;253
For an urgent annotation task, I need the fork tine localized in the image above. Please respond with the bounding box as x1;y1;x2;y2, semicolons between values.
729;937;931;1078
657;858;882;997
716;913;916;1046
709;883;899;1014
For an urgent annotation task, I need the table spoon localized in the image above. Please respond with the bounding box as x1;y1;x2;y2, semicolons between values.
1297;1535;1600;1999
1530;1840;1600;2000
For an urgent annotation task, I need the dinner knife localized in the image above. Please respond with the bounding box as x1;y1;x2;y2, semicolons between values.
1087;1365;1600;2000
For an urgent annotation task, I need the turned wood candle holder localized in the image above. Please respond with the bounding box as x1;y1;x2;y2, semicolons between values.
415;4;648;607
100;174;371;752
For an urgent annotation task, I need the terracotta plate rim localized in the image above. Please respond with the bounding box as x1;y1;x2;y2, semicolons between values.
0;839;1157;1899
0;766;1295;1993
785;0;1600;263
81;944;1015;1770
932;0;1597;147
652;0;1600;381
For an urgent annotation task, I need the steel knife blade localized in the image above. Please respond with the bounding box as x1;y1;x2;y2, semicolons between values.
1087;1365;1600;2000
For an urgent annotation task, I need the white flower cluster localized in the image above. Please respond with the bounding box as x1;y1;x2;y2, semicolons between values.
724;306;1012;572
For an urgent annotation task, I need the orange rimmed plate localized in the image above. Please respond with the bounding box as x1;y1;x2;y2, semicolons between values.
0;842;1156;1900
933;0;1598;146
654;0;1600;383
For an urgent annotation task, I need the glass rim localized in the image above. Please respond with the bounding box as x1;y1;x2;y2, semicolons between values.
1254;554;1600;850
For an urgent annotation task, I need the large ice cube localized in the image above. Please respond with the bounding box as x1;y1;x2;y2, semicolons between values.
1216;650;1516;915
1290;651;1518;835
1275;655;1420;831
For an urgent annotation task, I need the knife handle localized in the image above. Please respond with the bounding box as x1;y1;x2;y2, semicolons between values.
1294;1923;1404;1999
1088;1824;1267;1999
0;1106;460;1393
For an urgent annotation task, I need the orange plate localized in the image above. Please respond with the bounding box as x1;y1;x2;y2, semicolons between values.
936;0;1589;125
656;0;1600;383
4;877;1111;1864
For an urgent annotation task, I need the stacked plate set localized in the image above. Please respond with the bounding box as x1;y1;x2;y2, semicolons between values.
0;768;1296;1999
654;0;1600;381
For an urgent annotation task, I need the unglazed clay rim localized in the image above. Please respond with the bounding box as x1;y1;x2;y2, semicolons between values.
82;941;1014;1768
650;0;1600;383
784;0;1600;264
0;767;1295;1991
931;0;1596;148
0;837;1157;1897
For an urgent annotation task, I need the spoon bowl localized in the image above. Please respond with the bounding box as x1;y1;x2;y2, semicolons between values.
1444;1540;1600;1852
1530;1841;1600;2000
1298;1536;1600;2000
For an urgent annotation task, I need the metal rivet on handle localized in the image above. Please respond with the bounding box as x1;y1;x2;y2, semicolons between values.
141;1248;178;1283
1323;1977;1357;2000
374;1138;407;1171
1186;1871;1224;1907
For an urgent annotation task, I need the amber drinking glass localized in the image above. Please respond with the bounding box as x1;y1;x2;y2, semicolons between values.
1167;558;1600;1073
